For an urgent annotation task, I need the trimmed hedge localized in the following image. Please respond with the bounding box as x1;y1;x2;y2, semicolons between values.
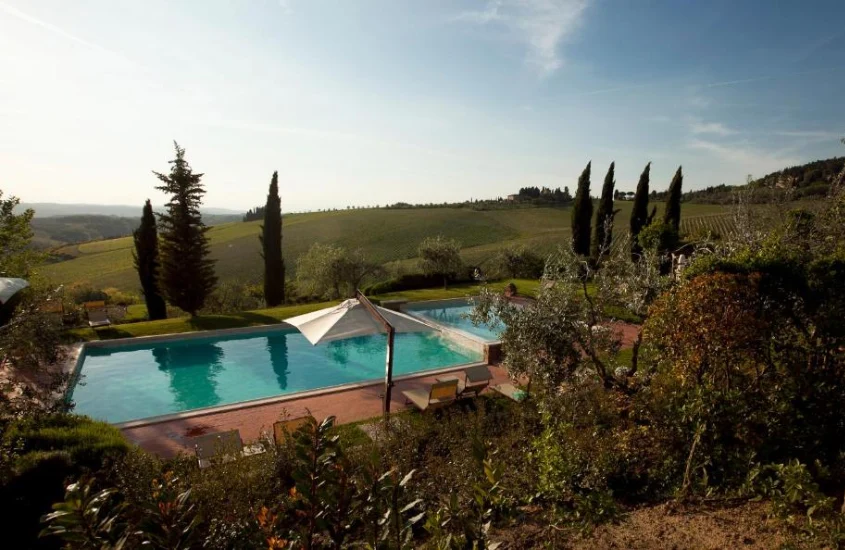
1;414;130;548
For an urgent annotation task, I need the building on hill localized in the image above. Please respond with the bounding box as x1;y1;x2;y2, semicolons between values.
506;194;518;201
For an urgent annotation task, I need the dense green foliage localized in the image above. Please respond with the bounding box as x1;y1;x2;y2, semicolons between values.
570;162;593;256
515;186;572;204
0;414;129;548
648;156;845;205
662;166;683;231
261;172;285;307
492;244;544;279
591;161;617;262
154;143;218;315
417;235;464;289
0;190;37;278
629;162;651;259
132;200;167;320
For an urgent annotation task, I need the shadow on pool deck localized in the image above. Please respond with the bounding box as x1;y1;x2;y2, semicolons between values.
122;365;513;457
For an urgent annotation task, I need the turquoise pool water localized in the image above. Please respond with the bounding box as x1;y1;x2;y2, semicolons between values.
71;328;481;424
408;302;504;342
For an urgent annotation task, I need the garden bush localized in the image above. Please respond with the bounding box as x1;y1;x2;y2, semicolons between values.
0;414;129;548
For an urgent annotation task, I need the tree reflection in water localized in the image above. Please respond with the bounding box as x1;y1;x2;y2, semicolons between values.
266;333;290;390
152;343;224;410
325;334;382;365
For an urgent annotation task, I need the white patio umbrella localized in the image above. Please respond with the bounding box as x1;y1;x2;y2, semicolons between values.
0;278;29;304
285;291;436;415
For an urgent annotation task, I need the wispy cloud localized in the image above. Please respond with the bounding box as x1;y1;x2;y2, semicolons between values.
453;0;591;76
688;138;798;173
775;130;842;140
688;120;737;136
0;2;127;63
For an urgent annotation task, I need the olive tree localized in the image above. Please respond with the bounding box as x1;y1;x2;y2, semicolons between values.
417;236;462;289
472;239;672;396
296;243;381;299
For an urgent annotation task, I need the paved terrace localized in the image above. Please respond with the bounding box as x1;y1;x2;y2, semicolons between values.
122;365;512;457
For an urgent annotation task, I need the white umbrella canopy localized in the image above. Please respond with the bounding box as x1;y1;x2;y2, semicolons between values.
286;293;439;416
0;278;29;304
285;298;435;345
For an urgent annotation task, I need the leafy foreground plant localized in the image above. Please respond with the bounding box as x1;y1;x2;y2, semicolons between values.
41;478;129;549
424;436;511;549
41;472;199;549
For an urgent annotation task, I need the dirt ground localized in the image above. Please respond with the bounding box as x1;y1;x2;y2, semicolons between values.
497;500;801;549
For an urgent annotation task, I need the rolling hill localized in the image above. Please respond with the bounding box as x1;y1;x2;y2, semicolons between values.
39;202;734;293
32;213;244;250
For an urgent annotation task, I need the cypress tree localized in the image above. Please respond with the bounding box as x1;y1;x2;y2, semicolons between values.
261;171;285;307
663;166;683;231
571;161;593;256
154;142;217;316
591;161;617;261
629;162;651;259
132;199;167;320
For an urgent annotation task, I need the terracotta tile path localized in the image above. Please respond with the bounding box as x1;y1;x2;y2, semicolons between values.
122;365;513;458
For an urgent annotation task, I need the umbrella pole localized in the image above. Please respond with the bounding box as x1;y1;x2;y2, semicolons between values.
355;290;396;417
384;326;395;416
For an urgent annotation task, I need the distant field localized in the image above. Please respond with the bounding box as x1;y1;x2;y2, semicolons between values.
40;203;734;292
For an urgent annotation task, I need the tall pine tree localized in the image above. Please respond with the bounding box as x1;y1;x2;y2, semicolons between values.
133;200;167;320
591;161;617;261
261;171;285;307
629;162;651;259
154;142;217;316
663;166;683;231
571;161;593;256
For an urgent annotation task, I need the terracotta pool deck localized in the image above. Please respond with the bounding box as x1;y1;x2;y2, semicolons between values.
122;365;512;457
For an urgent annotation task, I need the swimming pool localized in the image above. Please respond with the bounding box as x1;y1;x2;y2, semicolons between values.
70;327;482;424
406;300;505;342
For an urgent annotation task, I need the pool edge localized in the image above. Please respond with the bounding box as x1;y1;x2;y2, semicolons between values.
113;361;489;430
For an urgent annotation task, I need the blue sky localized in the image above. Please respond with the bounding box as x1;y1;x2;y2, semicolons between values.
1;0;843;212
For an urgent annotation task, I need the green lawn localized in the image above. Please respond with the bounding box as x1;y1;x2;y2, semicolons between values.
71;280;537;341
41;203;734;293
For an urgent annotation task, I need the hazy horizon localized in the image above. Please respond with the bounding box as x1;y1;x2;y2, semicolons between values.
2;0;844;211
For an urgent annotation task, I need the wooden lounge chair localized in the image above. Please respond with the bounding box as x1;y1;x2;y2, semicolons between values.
273;415;313;446
458;365;494;397
84;300;111;328
402;379;459;412
192;429;265;469
491;383;527;402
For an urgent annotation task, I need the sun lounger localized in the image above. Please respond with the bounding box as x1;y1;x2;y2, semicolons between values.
84;300;111;328
273;415;314;446
438;365;493;398
192;429;265;469
402;379;459;411
491;383;527;402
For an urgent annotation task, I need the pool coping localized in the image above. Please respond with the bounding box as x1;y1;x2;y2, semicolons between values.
114;360;487;430
69;320;488;429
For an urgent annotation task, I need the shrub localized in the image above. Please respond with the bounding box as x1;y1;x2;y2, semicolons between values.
102;287;140;306
364;272;447;295
70;286;109;304
200;281;266;314
1;414;129;548
493;245;545;279
638;220;678;252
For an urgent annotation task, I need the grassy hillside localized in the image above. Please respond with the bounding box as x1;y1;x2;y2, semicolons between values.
40;203;733;292
33;213;243;250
